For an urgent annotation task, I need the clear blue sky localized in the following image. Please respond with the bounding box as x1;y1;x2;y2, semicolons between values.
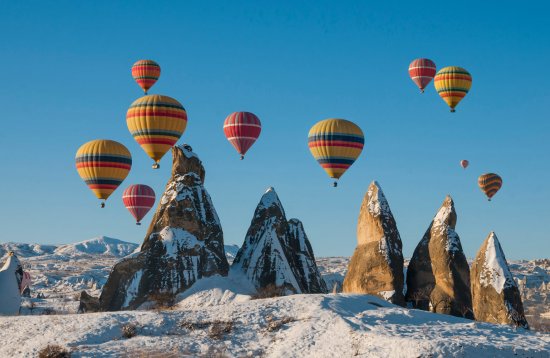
1;1;549;259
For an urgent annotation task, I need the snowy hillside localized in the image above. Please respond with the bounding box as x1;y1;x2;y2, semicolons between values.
1;291;548;357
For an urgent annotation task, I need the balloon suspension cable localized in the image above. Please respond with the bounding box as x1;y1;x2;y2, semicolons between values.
101;201;105;208
240;155;244;160
152;162;160;169
333;181;338;188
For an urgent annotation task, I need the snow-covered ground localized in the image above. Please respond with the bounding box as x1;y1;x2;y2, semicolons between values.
0;238;549;357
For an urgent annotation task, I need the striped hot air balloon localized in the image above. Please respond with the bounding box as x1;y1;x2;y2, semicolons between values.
434;66;472;112
75;140;132;207
478;173;502;201
126;95;188;169
131;60;161;94
122;184;156;225
408;58;437;93
223;112;262;159
460;160;469;169
308;119;364;187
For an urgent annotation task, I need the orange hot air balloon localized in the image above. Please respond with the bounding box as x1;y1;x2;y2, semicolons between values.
131;60;161;94
408;58;436;93
460;160;469;169
478;173;502;201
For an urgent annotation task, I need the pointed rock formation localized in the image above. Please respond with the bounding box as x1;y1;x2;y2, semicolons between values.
0;252;23;315
98;145;229;311
231;187;327;294
405;196;473;318
342;181;405;305
471;232;528;328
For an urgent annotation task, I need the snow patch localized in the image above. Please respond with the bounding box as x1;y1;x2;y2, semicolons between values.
480;233;517;294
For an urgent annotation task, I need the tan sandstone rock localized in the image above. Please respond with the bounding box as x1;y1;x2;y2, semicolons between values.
342;181;405;305
471;232;528;328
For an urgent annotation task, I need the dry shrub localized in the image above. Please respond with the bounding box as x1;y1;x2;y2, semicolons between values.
208;321;233;339
265;315;296;332
38;344;71;358
251;284;286;299
122;323;138;339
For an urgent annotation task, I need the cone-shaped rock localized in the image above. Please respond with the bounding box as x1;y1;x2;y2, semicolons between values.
342;181;405;305
231;187;327;294
471;232;528;328
98;145;229;311
0;253;23;315
405;196;473;318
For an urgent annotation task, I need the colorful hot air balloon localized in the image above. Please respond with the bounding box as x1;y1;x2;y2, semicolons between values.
131;60;161;94
20;271;31;294
434;66;472;112
75;140;132;207
122;184;156;225
408;58;436;93
478;173;502;201
126;95;188;169
223;112;262;159
308;119;364;187
460;160;469;169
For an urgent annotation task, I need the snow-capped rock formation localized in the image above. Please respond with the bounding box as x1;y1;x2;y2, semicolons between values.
343;181;405;305
0;252;23;315
98;145;229;310
232;187;327;294
54;237;138;257
405;196;473;318
471;232;528;328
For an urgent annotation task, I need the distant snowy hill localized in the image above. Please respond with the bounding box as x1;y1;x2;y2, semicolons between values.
0;243;57;258
53;236;138;258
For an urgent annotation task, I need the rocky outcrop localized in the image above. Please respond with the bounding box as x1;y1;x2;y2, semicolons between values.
471;232;528;328
0;252;23;315
231;187;327;294
98;145;229;311
405;196;473;318
342;181;405;305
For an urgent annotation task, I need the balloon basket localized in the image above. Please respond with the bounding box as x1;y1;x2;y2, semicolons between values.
450;108;456;113
136;222;141;226
152;163;160;169
240;155;244;160
333;181;338;187
101;202;105;208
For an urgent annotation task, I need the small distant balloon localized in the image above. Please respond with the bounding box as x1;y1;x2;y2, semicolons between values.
460;160;469;169
434;66;472;112
122;184;156;225
408;58;436;93
478;173;502;201
223;112;262;159
308;118;364;187
131;60;161;94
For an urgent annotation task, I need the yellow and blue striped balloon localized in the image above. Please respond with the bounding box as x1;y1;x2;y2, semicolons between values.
308;119;364;186
75;139;132;207
126;95;187;169
434;66;472;112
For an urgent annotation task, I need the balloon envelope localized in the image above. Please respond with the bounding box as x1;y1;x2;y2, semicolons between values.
434;66;472;112
409;58;436;92
223;112;261;158
308;118;364;184
126;95;187;167
122;184;156;224
75;140;132;201
460;160;469;169
478;173;502;201
131;60;161;94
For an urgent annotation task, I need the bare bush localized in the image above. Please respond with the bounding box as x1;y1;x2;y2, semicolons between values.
38;344;71;358
265;316;296;332
251;284;286;299
208;321;233;339
122;323;138;339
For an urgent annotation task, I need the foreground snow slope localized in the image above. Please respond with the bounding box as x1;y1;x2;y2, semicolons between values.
0;292;548;357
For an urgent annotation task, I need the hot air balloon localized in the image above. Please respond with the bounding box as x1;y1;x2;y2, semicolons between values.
478;173;502;201
126;95;188;169
75;140;132;207
223;112;262;159
308;118;364;187
122;184;156;225
434;66;472;112
460;160;469;169
20;271;31;294
408;58;436;93
131;60;161;94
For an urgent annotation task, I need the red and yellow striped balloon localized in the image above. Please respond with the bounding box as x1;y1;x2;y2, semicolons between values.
126;95;187;169
478;173;502;201
308;119;364;187
75;140;132;207
122;184;156;225
408;58;436;93
223;112;262;159
434;66;472;112
131;60;161;94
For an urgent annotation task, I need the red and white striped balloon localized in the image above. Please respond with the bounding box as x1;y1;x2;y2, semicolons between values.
122;184;156;225
20;272;31;293
408;58;437;93
223;112;262;159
